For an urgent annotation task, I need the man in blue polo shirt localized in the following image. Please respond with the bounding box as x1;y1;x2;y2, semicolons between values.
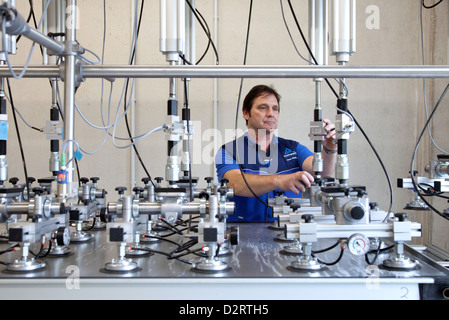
215;85;337;222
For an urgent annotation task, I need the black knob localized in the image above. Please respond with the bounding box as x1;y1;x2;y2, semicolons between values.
115;186;127;195
284;199;293;205
32;187;44;195
218;186;228;196
395;212;408;222
355;188;368;197
349;206;365;220
133;187;144;196
204;177;213;183
155;177;164;184
302;214;314;223
275;190;284;197
9;177;19;185
199;191;209;200
27;177;36;184
90;177;100;184
290;203;301;212
99;207;108;222
141;177;150;185
344;187;354;196
369;202;378;210
80;177;89;184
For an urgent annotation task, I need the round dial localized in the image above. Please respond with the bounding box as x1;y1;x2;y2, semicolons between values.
348;233;370;256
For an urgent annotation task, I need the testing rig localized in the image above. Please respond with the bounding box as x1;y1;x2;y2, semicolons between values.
0;0;447;300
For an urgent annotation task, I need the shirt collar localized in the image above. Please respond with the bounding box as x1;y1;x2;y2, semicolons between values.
243;131;279;148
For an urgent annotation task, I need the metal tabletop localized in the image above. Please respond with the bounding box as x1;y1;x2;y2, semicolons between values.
0;222;447;300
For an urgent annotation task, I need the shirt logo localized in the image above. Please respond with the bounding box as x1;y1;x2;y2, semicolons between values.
284;147;297;162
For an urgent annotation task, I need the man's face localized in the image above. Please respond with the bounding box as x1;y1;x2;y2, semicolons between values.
243;93;280;133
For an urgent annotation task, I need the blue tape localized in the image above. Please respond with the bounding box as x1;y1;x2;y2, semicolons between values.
0;122;8;140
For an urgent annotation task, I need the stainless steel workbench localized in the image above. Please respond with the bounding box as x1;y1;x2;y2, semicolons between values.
0;222;448;300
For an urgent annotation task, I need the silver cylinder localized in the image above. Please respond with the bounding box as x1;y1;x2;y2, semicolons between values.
336;154;349;183
42;0;66;65
122;195;134;222
0;155;7;182
62;0;77;183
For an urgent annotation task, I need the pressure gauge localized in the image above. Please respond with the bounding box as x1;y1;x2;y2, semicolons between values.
348;233;370;256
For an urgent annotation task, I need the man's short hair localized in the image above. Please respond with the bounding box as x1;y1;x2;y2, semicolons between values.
242;85;281;125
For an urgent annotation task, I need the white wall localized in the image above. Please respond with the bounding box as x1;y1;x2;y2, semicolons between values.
4;1;449;249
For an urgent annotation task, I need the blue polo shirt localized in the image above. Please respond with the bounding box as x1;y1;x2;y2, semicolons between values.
215;133;313;222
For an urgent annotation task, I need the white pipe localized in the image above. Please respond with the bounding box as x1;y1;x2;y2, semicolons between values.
63;0;77;183
3;65;449;79
213;0;218;182
130;0;136;191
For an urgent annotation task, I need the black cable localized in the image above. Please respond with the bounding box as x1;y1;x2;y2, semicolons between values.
422;0;444;9
159;218;184;235
348;109;394;221
17;0;43;56
183;78;194;202
368;243;394;254
16;0;34;43
286;0;394;220
364;239;387;265
313;244;345;266
418;183;449;200
122;0;155;187
170;238;198;254
7;78;31;201
143;234;182;246
185;0;219;65
410;83;449;220
312;241;339;254
30;242;44;259
130;246;195;265
233;0;275;220
0;243;19;255
286;2;395;266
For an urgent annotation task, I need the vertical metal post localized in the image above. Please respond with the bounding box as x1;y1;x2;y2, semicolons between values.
309;0;328;178
63;0;77;183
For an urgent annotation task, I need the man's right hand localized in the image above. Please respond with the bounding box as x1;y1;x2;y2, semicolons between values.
275;171;315;195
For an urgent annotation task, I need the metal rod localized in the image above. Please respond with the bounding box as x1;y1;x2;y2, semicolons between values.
1;65;449;79
63;0;77;183
67;65;449;79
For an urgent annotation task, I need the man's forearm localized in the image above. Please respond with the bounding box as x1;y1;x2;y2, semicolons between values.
223;169;279;197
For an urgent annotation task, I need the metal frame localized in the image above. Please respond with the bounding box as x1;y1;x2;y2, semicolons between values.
1;64;449;79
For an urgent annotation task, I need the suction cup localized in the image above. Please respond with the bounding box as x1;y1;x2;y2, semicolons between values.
7;258;46;272
102;258;139;273
382;256;419;271
403;199;430;211
70;231;94;243
191;259;230;273
281;242;303;256
288;256;325;272
125;245;153;257
47;246;71;257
